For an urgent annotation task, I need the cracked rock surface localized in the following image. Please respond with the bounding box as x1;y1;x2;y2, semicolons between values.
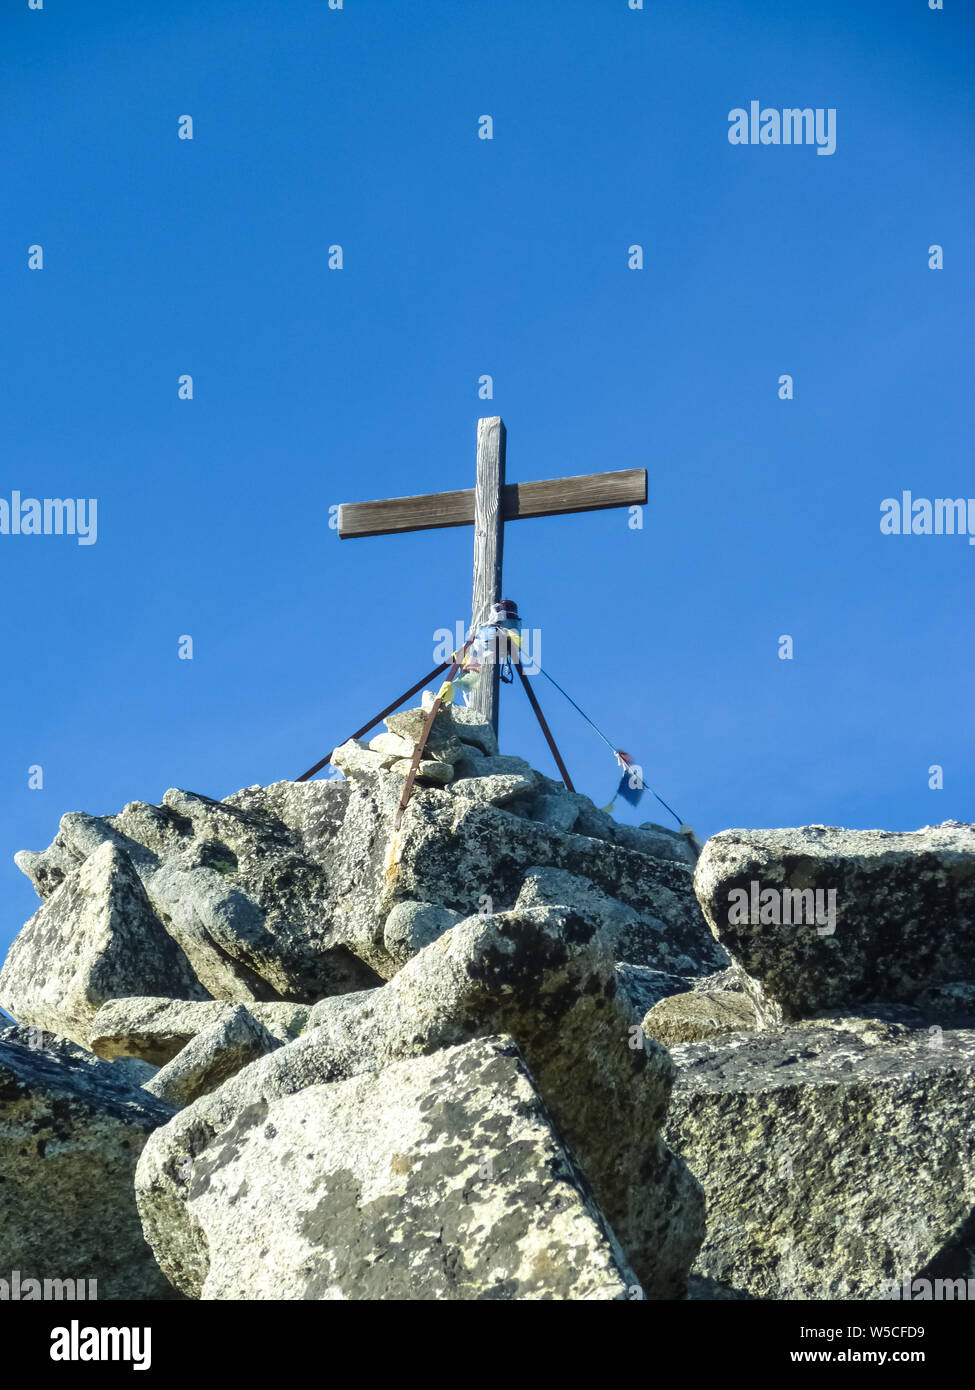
666;1020;975;1300
694;823;975;1024
139;1036;641;1301
0;1024;180;1300
3;710;972;1304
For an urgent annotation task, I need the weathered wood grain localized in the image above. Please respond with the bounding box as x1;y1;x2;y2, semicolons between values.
505;468;646;521
469;416;506;733
337;468;646;538
337;487;474;538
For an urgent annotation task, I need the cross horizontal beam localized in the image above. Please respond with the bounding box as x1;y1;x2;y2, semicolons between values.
337;468;647;539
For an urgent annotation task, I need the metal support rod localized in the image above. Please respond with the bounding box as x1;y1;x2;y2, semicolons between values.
515;659;575;792
394;637;476;829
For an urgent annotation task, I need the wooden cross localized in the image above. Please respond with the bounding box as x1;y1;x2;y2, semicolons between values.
337;416;647;734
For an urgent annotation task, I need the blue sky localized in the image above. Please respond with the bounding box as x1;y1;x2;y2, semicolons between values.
1;0;972;960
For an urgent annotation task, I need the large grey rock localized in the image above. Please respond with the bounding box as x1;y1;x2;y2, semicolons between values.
457;753;536;782
11;782;381;1022
622;824;697;866
389;757;455;785
135;904;704;1298
22;806;167;894
451;774;536;805
664;1019;975;1300
530;794;580;833
694;823;975;1024
381;901;464;969
566;795;618;842
153;787;381;1001
514;865;719;976
138;1036;641;1300
14;838;78;900
90;996;309;1064
331;739;391;781
143;1006;279;1108
613;962;746;1039
445;705;499;756
642;989;759;1045
0;842;205;1048
383;707;465;765
367;730;416;761
146;861;287;1002
91;998;231;1063
557;797;696;866
0;1024;179;1300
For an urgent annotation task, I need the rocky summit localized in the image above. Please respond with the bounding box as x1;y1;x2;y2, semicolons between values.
0;703;972;1301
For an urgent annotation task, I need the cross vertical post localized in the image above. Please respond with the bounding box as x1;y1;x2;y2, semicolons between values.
336;417;647;746
469;416;506;735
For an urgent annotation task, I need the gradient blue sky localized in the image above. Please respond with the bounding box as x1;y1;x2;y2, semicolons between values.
1;0;972;960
